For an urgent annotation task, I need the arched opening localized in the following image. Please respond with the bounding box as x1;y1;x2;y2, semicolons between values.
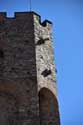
39;88;60;125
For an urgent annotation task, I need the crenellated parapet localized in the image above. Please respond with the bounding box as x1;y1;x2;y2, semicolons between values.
0;11;52;26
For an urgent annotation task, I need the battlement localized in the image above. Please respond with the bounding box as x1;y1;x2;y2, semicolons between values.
0;11;52;28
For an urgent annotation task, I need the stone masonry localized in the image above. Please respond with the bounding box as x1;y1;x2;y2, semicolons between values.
0;11;60;125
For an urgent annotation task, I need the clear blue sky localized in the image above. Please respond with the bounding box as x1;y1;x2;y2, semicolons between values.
0;0;83;125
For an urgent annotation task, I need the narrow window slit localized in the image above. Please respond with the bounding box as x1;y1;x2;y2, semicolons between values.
0;49;4;58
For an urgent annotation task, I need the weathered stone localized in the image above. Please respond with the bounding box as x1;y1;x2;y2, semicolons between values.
0;11;60;125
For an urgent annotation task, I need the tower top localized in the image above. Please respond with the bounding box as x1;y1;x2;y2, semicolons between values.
0;11;52;27
0;10;60;124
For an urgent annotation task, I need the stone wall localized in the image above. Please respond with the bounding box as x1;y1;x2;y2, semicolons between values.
34;14;57;97
33;13;60;125
0;11;60;125
0;12;40;125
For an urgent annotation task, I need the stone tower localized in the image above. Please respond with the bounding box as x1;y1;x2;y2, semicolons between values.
0;12;60;125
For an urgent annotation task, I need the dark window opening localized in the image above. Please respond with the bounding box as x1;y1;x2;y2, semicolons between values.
0;49;4;58
41;69;52;77
36;37;49;45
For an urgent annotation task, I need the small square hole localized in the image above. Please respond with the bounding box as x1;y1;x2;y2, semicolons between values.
0;49;4;58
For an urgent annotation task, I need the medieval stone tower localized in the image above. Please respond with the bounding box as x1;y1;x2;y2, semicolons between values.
0;12;60;125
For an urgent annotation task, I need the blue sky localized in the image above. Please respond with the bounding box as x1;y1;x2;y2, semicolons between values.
0;0;83;125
